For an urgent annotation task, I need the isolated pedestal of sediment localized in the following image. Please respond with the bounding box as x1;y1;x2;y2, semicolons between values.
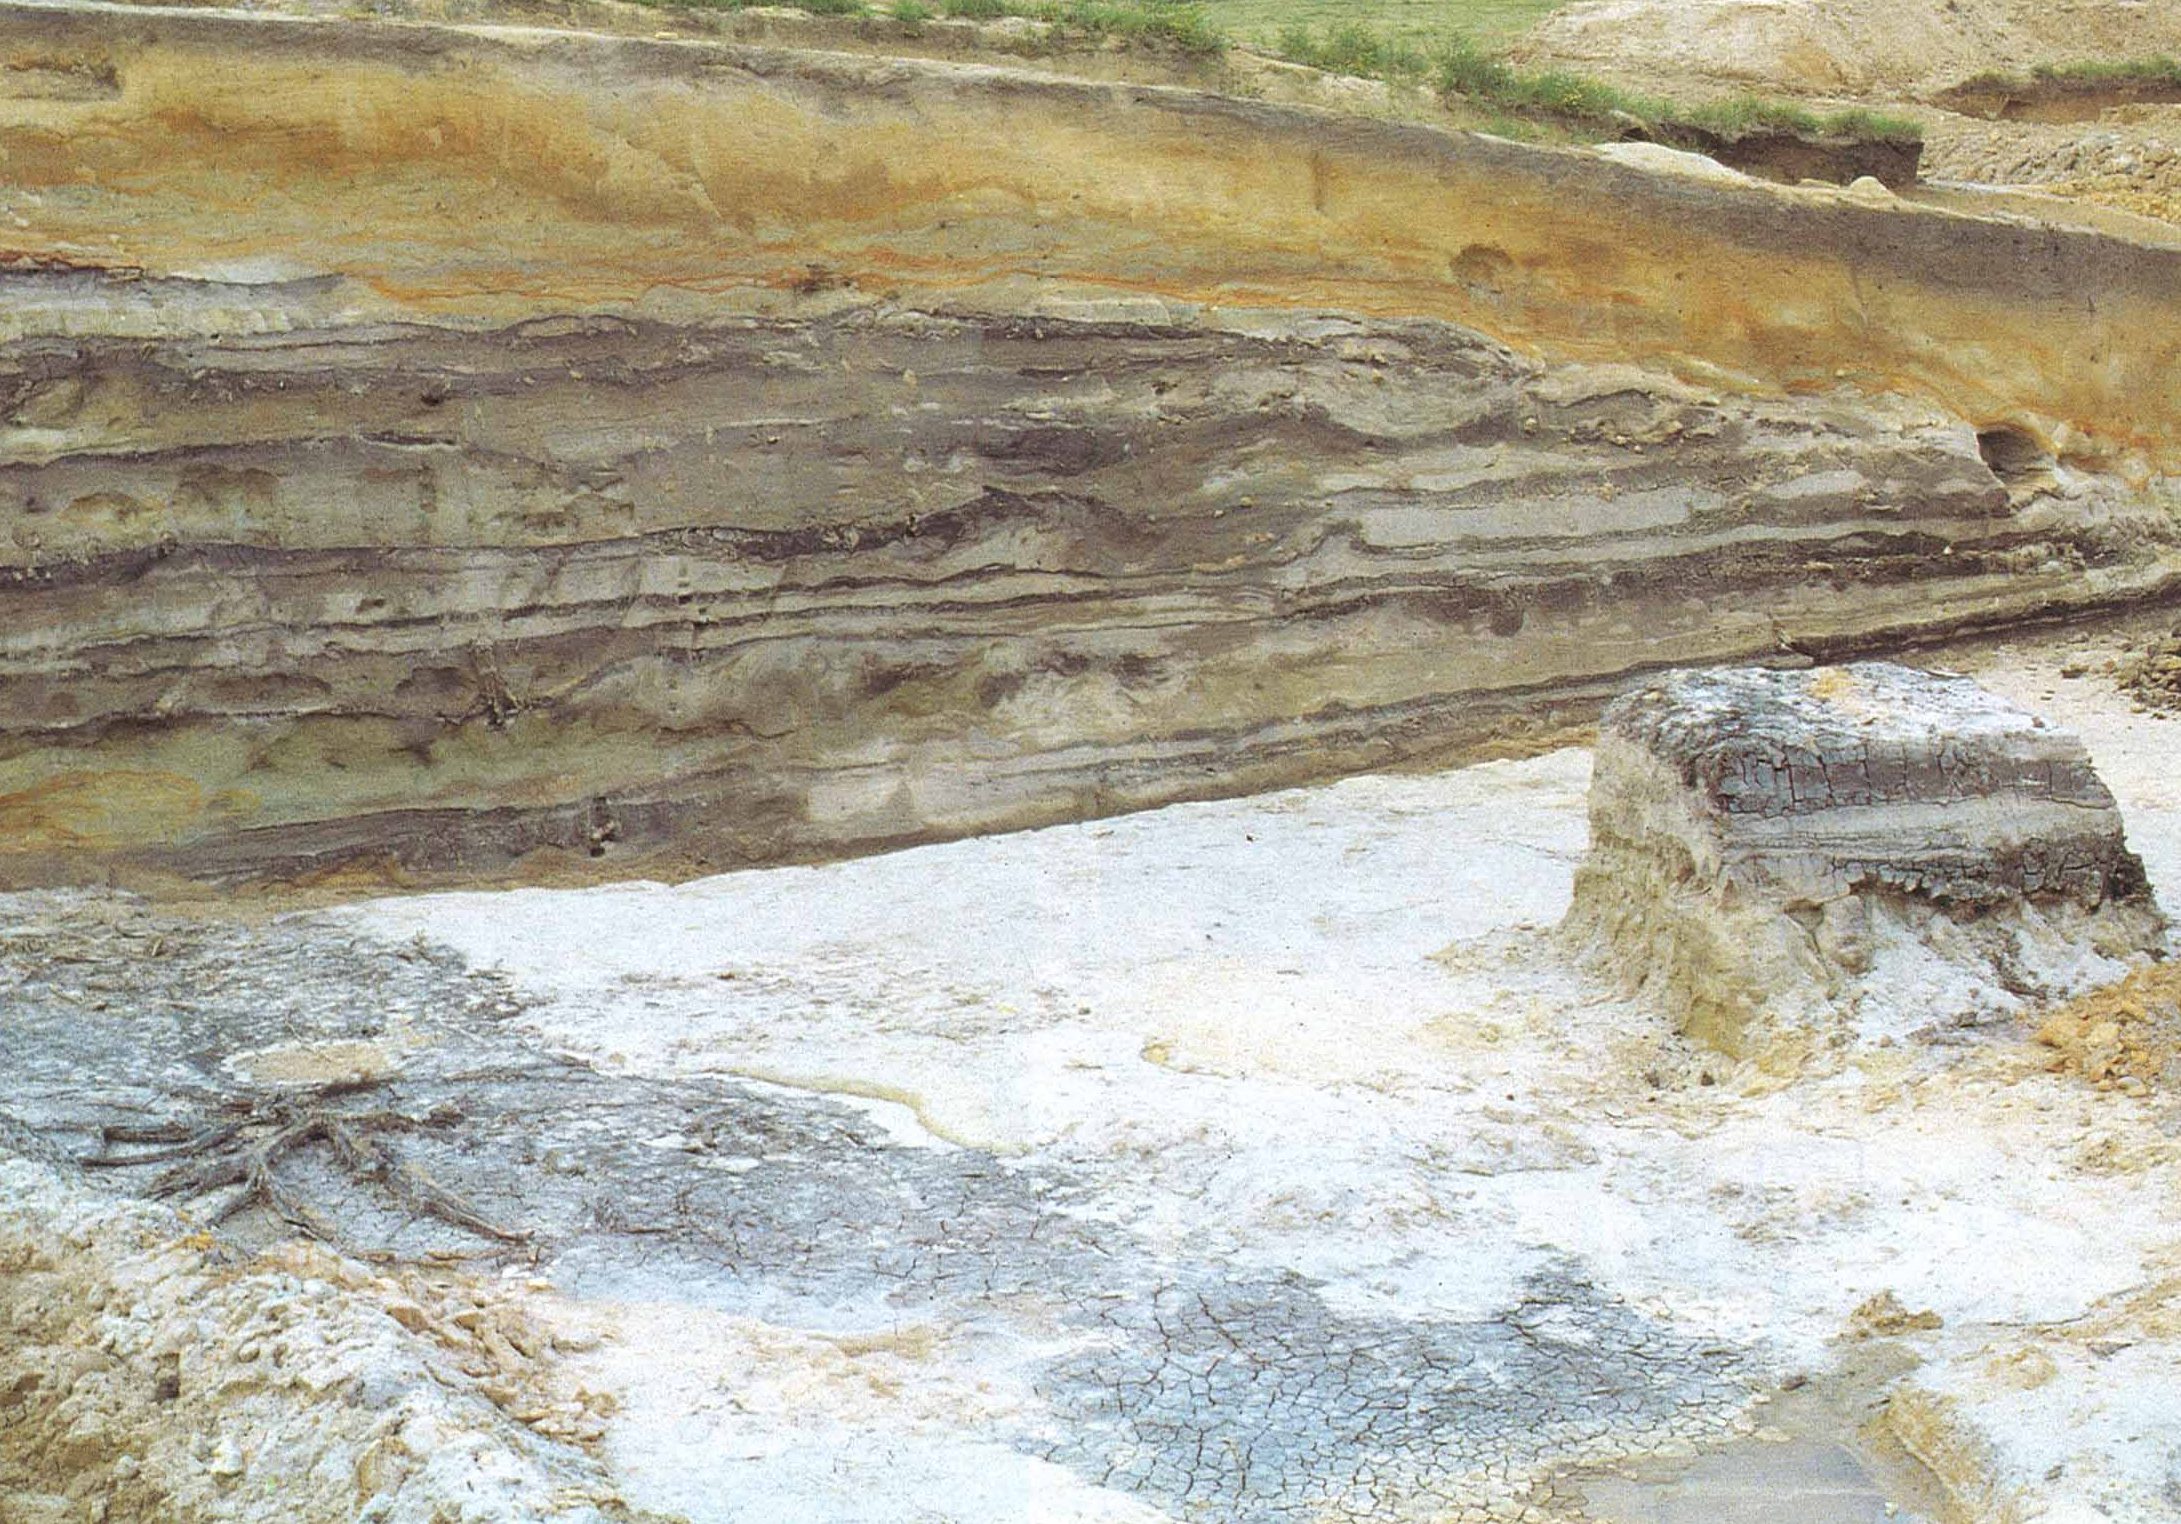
1563;662;2169;1065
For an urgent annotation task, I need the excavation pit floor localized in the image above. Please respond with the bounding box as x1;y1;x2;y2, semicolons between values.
3;625;2179;1524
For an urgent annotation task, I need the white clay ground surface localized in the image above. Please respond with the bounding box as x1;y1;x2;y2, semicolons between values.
3;625;2179;1524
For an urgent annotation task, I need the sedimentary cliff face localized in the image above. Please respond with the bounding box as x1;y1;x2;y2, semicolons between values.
2;4;2178;886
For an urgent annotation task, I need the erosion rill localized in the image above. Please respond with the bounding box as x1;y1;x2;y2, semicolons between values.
3;6;2180;888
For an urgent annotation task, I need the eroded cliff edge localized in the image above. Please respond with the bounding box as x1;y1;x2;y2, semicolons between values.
2;3;2179;886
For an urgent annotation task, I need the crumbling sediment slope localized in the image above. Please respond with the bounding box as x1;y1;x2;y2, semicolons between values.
1523;0;2181;97
2;3;2179;887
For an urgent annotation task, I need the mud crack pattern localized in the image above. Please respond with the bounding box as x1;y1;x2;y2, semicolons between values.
0;893;1761;1520
1038;1272;1749;1522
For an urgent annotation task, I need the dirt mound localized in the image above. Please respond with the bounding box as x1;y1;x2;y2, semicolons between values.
1522;0;2181;96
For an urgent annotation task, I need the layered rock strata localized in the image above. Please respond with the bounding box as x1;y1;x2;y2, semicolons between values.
1564;663;2169;1063
1;4;2180;887
3;6;2179;452
9;291;2178;886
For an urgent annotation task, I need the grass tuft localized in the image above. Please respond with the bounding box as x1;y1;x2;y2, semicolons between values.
2029;54;2181;88
1420;28;1920;141
1429;30;1512;96
1275;21;1426;79
1820;105;1924;140
1031;0;1227;54
907;0;1224;51
1954;55;2181;105
626;0;877;14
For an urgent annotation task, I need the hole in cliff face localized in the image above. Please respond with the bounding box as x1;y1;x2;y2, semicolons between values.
1975;425;2050;485
1450;243;1516;298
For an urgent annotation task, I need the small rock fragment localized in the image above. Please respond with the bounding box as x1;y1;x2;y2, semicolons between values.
1846;1290;1943;1338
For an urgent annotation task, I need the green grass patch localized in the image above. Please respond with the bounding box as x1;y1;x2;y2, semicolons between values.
1815;105;1924;140
1268;22;1922;141
1274;20;1428;78
924;0;1224;50
1959;55;2181;95
2031;54;2181;88
1207;0;1563;49
625;0;876;14
1673;92;1823;137
1027;0;1227;53
1412;28;1915;141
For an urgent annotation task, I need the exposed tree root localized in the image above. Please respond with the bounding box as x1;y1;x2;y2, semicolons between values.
79;1078;530;1253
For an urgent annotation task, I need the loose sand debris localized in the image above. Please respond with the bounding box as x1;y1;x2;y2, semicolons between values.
0;1159;640;1524
2035;961;2181;1092
2114;625;2181;715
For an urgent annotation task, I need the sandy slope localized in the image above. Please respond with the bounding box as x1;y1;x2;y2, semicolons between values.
1523;0;2181;96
